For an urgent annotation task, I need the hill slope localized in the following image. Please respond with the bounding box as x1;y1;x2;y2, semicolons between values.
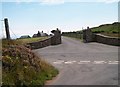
62;22;120;38
91;22;120;37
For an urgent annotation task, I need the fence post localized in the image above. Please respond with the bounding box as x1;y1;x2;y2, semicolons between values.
4;18;11;40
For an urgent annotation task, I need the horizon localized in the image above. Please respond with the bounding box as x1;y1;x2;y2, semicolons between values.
0;0;119;39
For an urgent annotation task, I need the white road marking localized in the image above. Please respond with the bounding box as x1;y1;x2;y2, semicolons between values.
78;61;91;64
53;60;119;65
93;61;107;64
53;60;64;64
64;60;76;64
108;61;119;64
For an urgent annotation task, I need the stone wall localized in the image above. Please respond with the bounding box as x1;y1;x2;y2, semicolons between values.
94;34;120;46
26;29;62;49
83;28;120;46
26;37;52;49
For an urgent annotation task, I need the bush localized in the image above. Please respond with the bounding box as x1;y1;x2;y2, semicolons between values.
2;42;58;86
112;31;118;33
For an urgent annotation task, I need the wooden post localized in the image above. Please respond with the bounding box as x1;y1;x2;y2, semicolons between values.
4;18;11;40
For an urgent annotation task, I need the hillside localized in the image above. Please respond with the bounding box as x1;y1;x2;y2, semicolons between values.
91;22;120;37
2;39;58;86
62;22;120;38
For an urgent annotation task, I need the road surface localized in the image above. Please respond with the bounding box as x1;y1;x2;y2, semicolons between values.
33;36;119;85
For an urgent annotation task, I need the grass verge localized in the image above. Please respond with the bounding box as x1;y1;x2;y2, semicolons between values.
2;39;58;86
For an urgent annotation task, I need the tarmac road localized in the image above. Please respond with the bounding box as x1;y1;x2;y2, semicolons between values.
33;36;119;85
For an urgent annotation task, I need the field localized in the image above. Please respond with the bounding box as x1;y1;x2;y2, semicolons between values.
2;37;48;47
17;36;48;44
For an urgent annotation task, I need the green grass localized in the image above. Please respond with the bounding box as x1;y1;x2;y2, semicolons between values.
2;39;59;86
2;37;48;48
64;35;83;41
62;33;83;40
91;22;120;37
62;22;120;38
17;37;48;44
100;33;119;37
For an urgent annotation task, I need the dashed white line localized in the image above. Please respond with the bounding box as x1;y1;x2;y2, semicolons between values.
53;60;64;64
78;61;91;64
53;60;119;65
64;60;76;64
108;61;119;64
93;61;107;64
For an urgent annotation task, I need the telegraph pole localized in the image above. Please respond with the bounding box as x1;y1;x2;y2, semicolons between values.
4;18;11;40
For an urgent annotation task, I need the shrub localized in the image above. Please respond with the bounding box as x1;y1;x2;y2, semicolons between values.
2;43;58;86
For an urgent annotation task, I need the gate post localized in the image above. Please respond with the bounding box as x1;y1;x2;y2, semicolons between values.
51;28;61;45
83;27;93;43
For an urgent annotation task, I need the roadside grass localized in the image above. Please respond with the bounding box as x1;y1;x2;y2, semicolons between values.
2;39;59;86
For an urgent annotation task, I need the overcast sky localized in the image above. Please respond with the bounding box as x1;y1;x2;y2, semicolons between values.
0;0;119;39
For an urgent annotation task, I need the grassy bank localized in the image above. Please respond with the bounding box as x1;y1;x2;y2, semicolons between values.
2;39;58;86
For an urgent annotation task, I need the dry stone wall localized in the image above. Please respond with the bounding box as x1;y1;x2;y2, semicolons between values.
83;28;120;46
26;29;62;49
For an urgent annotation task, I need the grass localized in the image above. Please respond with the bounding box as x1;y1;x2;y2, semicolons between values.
2;39;59;86
91;22;120;37
2;37;48;48
17;37;48;44
64;35;83;41
62;32;83;40
62;22;120;38
100;33;119;37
